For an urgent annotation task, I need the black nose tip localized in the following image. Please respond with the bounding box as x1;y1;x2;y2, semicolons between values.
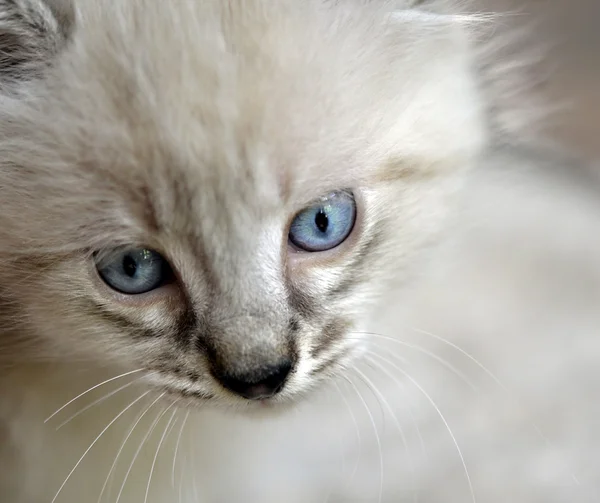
217;360;293;400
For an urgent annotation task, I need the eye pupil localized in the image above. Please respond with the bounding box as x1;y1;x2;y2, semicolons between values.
96;248;170;295
123;255;137;278
314;210;329;233
288;191;356;252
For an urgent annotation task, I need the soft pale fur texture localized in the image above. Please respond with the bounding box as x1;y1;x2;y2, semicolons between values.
1;1;598;502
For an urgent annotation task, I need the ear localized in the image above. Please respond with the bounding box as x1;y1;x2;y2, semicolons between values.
378;6;491;164
0;0;72;86
391;6;545;142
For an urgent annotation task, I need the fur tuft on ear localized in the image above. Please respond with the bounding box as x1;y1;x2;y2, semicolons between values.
0;0;71;87
391;2;553;143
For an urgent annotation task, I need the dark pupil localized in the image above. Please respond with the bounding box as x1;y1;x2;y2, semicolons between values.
314;209;329;233
122;255;138;278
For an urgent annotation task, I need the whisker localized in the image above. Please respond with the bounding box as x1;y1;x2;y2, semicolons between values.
333;393;346;478
164;414;180;445
319;391;344;503
114;393;169;503
172;410;190;487
351;332;477;392
96;394;161;503
51;390;151;503
349;359;387;434
334;381;362;478
184;412;197;502
56;377;143;431
178;453;186;503
183;407;201;502
368;353;476;503
410;326;582;486
353;366;418;503
366;348;428;460
410;327;502;388
144;405;178;503
343;375;383;503
44;368;145;423
364;327;581;485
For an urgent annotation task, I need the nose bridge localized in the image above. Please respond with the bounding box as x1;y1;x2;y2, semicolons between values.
200;209;293;376
208;313;291;373
209;247;288;335
206;216;286;309
219;258;284;313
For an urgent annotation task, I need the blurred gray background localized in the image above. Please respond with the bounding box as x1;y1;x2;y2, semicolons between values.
488;0;599;158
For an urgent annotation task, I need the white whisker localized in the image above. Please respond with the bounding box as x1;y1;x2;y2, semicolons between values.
45;368;145;424
353;366;418;503
144;405;178;503
96;394;159;503
172;409;190;487
343;375;383;503
57;377;143;431
334;381;362;478
410;327;502;388
178;453;186;503
366;347;427;460
352;332;477;391
320;391;343;503
115;393;168;503
369;353;476;503
164;414;180;445
410;326;582;486
51;390;150;503
350;364;386;433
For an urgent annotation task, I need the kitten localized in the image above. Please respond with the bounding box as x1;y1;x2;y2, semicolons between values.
1;1;598;502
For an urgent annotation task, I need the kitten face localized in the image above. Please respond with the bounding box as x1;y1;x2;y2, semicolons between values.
0;0;486;408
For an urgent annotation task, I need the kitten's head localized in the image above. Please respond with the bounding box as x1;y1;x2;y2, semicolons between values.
0;0;487;408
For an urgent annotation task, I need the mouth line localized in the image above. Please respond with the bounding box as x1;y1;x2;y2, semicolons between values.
155;376;288;406
145;370;215;400
159;384;216;403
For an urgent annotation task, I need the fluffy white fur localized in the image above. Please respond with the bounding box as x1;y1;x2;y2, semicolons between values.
1;1;598;502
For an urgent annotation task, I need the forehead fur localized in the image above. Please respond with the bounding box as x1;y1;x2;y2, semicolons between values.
0;0;486;254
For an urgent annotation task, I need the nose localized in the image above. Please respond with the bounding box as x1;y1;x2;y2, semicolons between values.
216;360;293;400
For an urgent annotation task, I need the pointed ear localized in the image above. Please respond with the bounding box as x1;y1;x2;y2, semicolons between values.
0;0;72;86
378;7;491;163
390;6;546;141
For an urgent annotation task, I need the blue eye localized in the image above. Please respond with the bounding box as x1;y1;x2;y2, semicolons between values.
96;248;170;294
289;191;356;252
